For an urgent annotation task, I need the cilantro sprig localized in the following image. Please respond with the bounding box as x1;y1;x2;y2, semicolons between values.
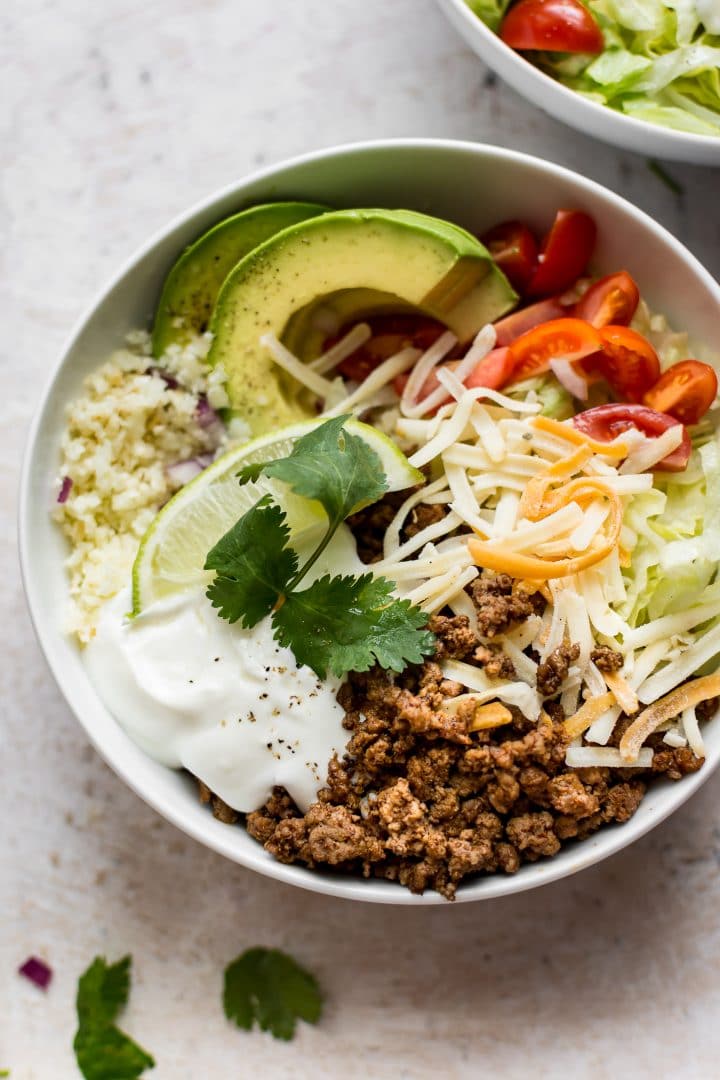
205;417;435;678
223;948;323;1041
73;956;154;1080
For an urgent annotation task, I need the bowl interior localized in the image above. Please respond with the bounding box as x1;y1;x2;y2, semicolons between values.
20;140;720;904
436;0;720;166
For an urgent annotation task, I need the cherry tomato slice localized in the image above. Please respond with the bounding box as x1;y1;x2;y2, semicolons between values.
493;296;570;347
585;325;660;404
573;404;691;472
394;347;514;409
480;220;538;294
527;210;597;298
500;0;604;54
574;271;640;328
643;360;719;425
465;347;515;391
508;317;603;383
335;314;447;382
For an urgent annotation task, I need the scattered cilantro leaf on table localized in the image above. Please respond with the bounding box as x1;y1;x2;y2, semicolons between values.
223;948;323;1041
274;573;437;679
205;495;297;626
206;417;435;677
73;956;154;1080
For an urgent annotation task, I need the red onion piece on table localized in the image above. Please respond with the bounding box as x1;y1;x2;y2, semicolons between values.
18;956;53;990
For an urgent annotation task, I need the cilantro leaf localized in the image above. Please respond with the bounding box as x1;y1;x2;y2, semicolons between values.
236;461;266;485
273;574;436;678
74;957;154;1080
76;955;131;1029
259;416;388;527
74;1025;155;1080
205;495;297;626
223;947;323;1041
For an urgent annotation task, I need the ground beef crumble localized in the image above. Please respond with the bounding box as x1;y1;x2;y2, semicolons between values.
469;574;545;637
237;613;704;899
536;643;580;696
590;645;624;673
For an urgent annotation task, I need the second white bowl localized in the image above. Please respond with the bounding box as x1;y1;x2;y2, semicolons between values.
436;0;720;165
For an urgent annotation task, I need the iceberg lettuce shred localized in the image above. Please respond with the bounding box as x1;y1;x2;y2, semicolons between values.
620;437;720;642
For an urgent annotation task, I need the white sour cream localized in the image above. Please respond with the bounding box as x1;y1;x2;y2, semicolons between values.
85;528;363;812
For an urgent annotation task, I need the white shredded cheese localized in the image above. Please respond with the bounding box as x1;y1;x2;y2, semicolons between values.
261;332;336;399
324;347;420;417
566;747;654;768
310;322;372;374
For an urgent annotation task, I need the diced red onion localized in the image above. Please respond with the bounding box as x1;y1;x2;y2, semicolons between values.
165;455;214;487
195;395;220;427
18;956;53;990
57;476;73;504
148;365;179;389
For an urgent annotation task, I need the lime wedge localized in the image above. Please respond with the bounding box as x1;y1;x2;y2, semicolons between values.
131;418;423;614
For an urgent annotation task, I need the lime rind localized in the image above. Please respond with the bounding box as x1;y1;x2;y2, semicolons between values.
131;418;421;614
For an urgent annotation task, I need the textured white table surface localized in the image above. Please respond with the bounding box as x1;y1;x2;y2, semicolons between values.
3;2;720;1077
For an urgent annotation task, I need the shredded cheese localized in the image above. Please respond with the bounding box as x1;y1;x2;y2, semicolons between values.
530;415;628;458
564;691;616;738
468;702;513;731
261;332;336;399
310;322;372;374
324;346;420;416
604;670;639;715
566;746;653;768
620;673;720;761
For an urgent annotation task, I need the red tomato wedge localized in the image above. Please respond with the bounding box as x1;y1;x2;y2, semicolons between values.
508;318;603;383
585;325;660;404
493;296;570;347
527;210;597;298
643;360;718;425
465;347;515;390
573;404;691;472
335;314;447;382
480;220;538;294
574;271;640;328
500;0;604;53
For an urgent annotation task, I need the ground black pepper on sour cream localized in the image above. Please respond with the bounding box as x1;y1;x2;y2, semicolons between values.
84;586;349;812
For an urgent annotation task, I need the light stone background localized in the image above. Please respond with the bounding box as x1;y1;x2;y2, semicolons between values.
3;1;720;1077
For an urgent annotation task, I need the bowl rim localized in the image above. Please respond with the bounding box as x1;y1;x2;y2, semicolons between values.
19;137;720;905
437;0;720;156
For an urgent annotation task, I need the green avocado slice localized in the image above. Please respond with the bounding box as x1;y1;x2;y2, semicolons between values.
208;208;517;436
151;201;328;357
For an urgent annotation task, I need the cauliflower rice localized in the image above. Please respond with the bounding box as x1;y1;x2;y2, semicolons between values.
53;331;228;642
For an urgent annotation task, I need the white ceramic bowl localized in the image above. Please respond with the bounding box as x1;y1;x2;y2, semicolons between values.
436;0;720;166
20;139;720;904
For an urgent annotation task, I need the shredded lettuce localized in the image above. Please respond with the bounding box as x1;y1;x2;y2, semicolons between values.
466;0;511;33
467;0;720;135
620;437;720;630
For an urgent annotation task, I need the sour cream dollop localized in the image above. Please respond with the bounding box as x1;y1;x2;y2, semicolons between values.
85;574;353;813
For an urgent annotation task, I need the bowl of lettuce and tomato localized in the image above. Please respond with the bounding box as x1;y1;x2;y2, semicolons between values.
437;0;720;163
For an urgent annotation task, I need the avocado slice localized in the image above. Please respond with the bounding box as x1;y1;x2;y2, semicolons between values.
151;201;328;357
208;209;517;435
